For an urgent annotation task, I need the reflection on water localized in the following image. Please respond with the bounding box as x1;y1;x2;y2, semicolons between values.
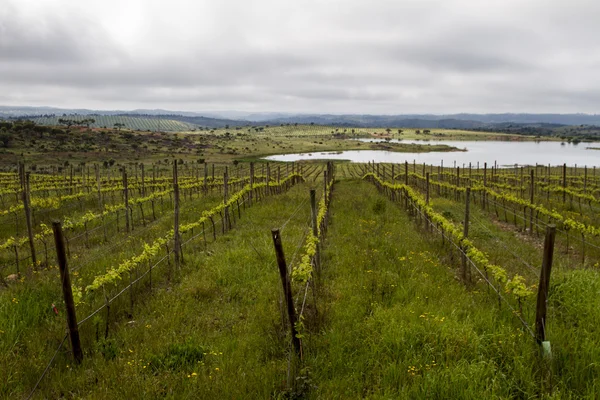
264;139;600;167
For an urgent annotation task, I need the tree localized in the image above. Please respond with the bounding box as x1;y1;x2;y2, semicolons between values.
385;128;392;134
0;132;11;148
114;123;125;131
83;118;95;129
58;118;75;129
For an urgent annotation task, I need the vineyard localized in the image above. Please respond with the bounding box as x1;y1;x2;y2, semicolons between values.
25;116;196;132
2;160;600;398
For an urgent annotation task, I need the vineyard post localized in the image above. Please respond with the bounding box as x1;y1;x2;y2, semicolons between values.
530;170;535;233
584;166;587;194
266;163;271;196
141;163;145;196
536;225;556;353
250;162;254;206
52;221;83;364
391;164;395;182
173;162;181;271
212;164;215;186
23;172;37;267
224;169;229;230
277;166;281;192
123;170;130;233
310;189;320;275
456;167;460;201
562;163;567;203
95;164;102;209
70;165;74;195
461;187;471;283
426;172;430;205
271;229;302;358
323;171;328;204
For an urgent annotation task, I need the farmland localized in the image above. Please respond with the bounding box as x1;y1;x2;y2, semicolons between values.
24;116;196;132
1;139;600;398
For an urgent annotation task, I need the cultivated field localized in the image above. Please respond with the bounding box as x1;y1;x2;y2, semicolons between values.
2;156;600;398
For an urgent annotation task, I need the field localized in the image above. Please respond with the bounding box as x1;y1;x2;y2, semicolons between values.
0;121;543;170
2;152;600;398
25;116;196;132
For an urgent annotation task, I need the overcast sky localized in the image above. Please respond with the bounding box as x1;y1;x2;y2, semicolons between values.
1;0;599;114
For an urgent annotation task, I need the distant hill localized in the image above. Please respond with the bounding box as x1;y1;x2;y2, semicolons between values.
2;105;600;130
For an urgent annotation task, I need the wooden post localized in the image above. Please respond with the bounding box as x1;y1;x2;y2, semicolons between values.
249;162;254;206
426;172;430;205
310;189;320;274
271;229;302;358
95;164;102;209
536;225;556;344
224;169;229;230
141;163;145;197
123;170;130;233
461;188;471;283
173;162;181;270
23;172;36;266
52;221;83;364
404;161;408;185
266;163;271;195
203;163;208;193
562;163;567;203
530;170;535;233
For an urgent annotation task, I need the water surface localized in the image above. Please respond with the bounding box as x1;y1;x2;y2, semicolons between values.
264;139;600;167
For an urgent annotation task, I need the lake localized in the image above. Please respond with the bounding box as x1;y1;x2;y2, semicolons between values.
263;139;600;167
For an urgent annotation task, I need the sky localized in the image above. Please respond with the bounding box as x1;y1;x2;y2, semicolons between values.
1;0;599;114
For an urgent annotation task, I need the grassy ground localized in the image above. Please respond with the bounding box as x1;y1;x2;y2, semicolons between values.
3;165;600;398
304;179;542;398
0;123;529;169
401;176;600;398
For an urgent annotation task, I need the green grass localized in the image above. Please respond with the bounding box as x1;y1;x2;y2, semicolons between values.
3;166;600;398
304;179;542;398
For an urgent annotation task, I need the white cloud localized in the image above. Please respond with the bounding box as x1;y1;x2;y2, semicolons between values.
1;0;599;113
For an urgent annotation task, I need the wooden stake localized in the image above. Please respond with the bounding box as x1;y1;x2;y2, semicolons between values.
461;188;471;283
52;221;83;364
271;229;302;358
310;189;320;274
23;172;36;266
123;170;130;233
536;225;556;344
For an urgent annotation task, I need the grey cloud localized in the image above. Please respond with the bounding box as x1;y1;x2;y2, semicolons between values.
0;3;119;64
0;0;599;114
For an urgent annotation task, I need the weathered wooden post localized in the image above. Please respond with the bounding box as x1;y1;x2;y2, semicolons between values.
530;170;535;233
536;225;556;356
271;229;302;358
123;170;130;233
52;221;83;364
249;162;254;206
426;172;430;205
23;172;36;266
173;162;181;271
461;188;471;283
562;163;567;203
310;189;320;274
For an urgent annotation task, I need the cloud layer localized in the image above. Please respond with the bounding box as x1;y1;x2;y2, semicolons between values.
1;0;599;113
